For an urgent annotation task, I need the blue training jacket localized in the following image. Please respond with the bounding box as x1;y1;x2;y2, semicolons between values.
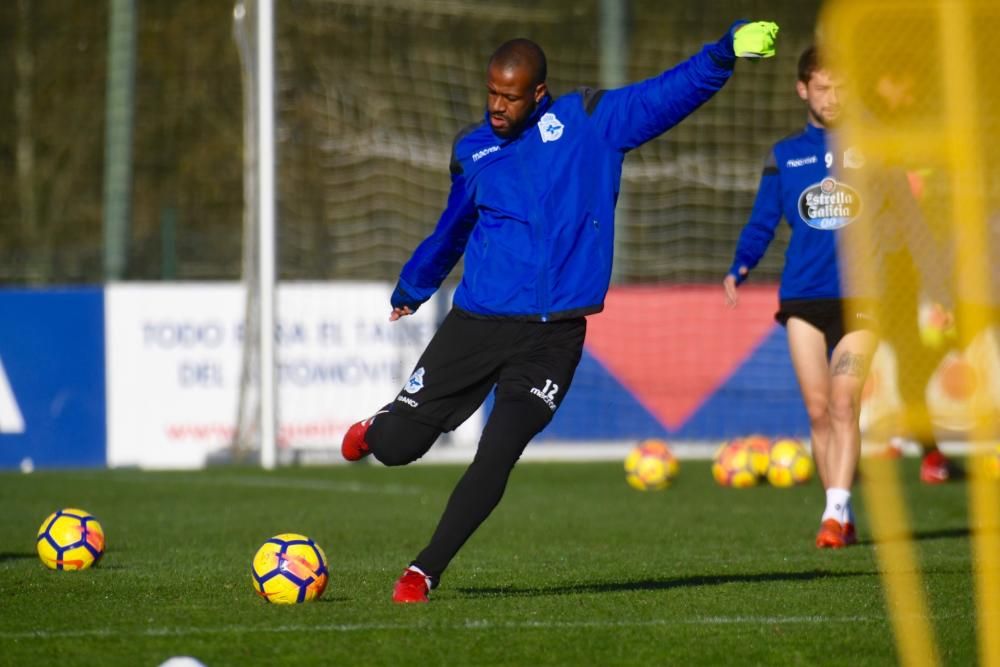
728;122;936;301
729;123;856;300
392;26;743;321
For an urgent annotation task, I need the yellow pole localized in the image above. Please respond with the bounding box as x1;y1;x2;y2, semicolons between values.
937;3;1000;661
859;454;941;667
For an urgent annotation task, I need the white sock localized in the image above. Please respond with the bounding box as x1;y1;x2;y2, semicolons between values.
845;500;856;526
822;488;851;524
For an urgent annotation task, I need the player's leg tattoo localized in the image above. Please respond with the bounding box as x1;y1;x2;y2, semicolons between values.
831;351;869;377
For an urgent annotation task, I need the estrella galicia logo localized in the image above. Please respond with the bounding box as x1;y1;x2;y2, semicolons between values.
538;113;564;143
798;177;862;230
404;367;425;395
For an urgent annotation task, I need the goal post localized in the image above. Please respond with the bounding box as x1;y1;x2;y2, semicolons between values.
255;0;277;471
232;0;277;470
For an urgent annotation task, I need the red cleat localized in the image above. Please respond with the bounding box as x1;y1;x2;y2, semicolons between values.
815;518;847;549
843;522;857;546
920;449;950;484
341;411;386;461
392;566;431;603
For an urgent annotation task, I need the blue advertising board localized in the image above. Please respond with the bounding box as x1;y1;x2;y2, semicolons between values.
0;288;106;468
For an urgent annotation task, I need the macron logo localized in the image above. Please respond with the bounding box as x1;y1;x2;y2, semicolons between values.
786;155;818;168
472;145;500;162
0;355;25;434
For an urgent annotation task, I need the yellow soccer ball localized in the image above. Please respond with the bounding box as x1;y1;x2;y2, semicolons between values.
741;434;773;478
624;439;679;491
36;508;105;571
767;439;814;487
711;440;759;488
251;533;329;604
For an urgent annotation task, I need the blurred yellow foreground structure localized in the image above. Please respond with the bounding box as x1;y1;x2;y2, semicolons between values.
822;0;999;664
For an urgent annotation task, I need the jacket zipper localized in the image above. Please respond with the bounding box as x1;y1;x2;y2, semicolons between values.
515;136;550;320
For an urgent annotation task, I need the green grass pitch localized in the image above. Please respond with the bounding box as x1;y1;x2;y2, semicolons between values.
0;459;978;665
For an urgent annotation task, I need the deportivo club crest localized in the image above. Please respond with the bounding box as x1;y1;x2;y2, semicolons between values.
843;147;865;170
538;113;564;142
404;367;425;394
798;177;862;230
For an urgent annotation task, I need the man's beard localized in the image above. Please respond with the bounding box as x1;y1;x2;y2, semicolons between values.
810;103;840;128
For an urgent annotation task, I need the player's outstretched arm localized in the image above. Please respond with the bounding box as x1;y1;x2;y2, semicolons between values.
587;20;779;151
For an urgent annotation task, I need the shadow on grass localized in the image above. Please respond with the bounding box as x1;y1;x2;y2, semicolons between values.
855;526;971;547
0;552;37;562
458;569;868;599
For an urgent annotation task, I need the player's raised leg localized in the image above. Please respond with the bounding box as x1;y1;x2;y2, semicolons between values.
341;407;442;464
341;408;389;461
342;310;501;466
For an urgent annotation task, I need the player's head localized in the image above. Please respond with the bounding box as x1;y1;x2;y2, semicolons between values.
796;46;843;128
486;38;548;138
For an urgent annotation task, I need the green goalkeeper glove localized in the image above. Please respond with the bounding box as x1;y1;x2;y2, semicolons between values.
733;21;779;58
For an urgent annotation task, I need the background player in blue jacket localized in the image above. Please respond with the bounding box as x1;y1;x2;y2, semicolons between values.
723;48;938;548
341;21;781;602
724;46;878;549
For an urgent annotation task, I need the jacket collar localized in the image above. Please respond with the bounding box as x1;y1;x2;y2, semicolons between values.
805;121;826;140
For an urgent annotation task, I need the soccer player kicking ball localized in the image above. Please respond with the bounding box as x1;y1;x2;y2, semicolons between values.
343;20;780;602
724;47;929;548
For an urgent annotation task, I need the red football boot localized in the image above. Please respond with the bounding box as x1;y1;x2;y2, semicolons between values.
392;566;431;603
341;410;389;462
920;449;950;484
815;519;847;549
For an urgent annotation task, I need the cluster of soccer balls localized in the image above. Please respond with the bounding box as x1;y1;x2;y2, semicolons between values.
623;436;814;491
36;508;328;605
712;436;813;488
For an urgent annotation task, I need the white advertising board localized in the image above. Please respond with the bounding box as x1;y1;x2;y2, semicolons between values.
105;282;480;468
